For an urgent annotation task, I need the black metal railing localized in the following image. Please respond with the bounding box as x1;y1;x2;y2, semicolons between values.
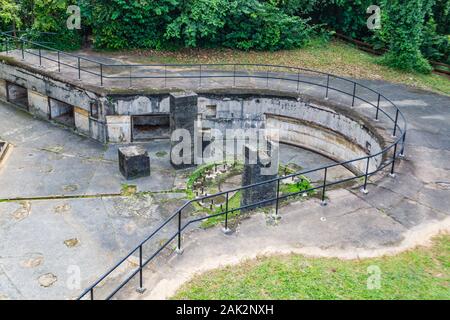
0;32;407;300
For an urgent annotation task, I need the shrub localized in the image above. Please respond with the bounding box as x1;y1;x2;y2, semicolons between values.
29;0;82;50
82;0;178;50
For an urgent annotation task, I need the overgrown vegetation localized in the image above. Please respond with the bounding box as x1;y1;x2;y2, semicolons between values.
118;39;450;95
173;234;450;300
1;1;448;74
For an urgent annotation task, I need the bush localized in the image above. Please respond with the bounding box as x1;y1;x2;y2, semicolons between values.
380;0;432;73
220;0;315;50
421;17;450;64
0;0;21;31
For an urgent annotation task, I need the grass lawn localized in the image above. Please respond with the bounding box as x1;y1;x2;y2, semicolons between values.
173;235;449;300
108;39;449;95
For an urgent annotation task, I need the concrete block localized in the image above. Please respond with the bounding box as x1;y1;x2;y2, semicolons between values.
241;141;278;211
118;145;150;180
28;90;49;119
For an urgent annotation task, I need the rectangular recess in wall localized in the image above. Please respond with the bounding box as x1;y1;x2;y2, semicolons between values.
49;98;75;128
132;113;170;141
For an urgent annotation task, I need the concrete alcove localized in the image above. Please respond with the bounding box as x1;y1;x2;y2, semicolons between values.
131;113;170;141
6;82;28;110
49;98;75;128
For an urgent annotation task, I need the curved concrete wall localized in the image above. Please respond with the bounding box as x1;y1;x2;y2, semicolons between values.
0;60;383;173
198;95;383;174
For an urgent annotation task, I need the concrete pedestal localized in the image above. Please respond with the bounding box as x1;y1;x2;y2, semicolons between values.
118;145;150;180
241;141;278;211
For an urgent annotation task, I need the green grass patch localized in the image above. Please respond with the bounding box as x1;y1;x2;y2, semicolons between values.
200;191;242;229
173;235;450;300
155;151;168;158
121;184;137;196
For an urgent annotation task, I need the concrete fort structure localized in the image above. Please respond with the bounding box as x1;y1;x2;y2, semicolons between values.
0;57;385;176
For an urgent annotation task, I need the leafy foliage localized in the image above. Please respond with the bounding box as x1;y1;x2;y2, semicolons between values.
81;0;178;50
0;0;448;73
30;0;81;50
0;0;21;31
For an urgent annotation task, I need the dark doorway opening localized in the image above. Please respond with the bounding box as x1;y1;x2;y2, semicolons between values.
6;82;28;110
132;114;170;141
49;98;75;128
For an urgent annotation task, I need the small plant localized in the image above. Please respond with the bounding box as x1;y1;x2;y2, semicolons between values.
155;151;168;158
121;184;137;196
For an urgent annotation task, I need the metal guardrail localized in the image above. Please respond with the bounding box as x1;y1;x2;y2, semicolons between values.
0;32;407;300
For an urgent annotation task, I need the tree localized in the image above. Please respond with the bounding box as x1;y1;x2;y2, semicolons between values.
0;0;21;31
380;0;432;73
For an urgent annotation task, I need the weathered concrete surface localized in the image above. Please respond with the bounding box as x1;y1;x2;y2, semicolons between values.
0;101;179;199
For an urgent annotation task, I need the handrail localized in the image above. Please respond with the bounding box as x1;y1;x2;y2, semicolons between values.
0;32;407;300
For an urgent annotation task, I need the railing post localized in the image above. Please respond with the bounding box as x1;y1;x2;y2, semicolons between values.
164;65;167;88
325;74;330;99
38;48;42;67
57;51;61;72
375;93;380;121
266;69;269;87
77;57;81;80
392;109;399;137
5;37;8;54
361;157;370;194
136;245;146;293
21;40;24;60
129;66;133;88
351;82;356;107
176;209;183;254
297;71;300;92
222;192;231;235
233;65;236;87
199;64;202;88
271;179;281;220
321;167;328;206
100;64;103;87
390;143;398;178
399;132;406;158
90;289;94;300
